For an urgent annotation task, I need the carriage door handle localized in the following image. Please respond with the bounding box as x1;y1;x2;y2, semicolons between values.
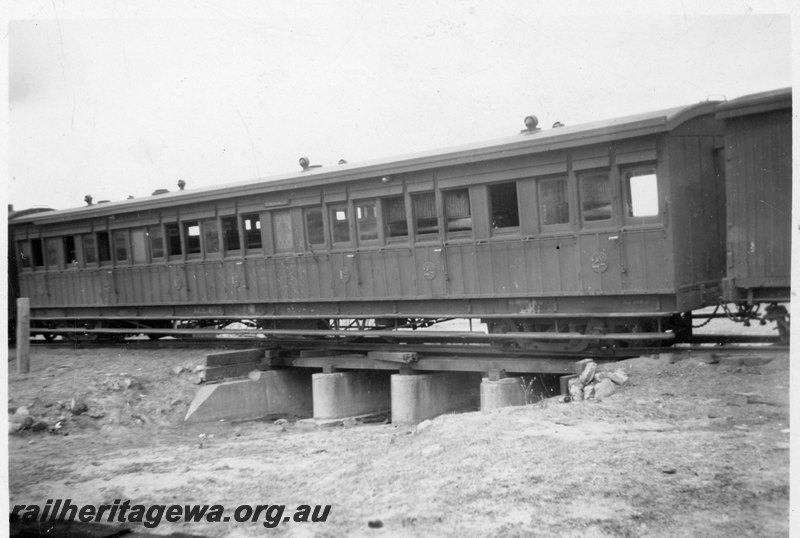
607;235;626;274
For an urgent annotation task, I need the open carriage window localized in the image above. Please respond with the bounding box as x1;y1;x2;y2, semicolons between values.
96;231;112;262
63;236;77;266
625;168;659;218
489;182;519;229
18;241;33;269
183;222;201;255
242;214;262;249
30;239;45;267
221;216;241;254
165;224;181;256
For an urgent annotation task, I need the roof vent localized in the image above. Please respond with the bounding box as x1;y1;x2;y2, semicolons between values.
152;189;170;195
552;121;565;128
299;157;322;171
84;195;93;206
177;179;186;190
521;115;540;134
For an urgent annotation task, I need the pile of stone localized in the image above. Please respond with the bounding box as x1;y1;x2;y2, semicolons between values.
8;398;95;435
567;359;630;401
8;406;50;434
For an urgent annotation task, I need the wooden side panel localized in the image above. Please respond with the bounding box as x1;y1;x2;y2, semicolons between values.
531;236;579;293
81;271;100;305
118;267;133;304
292;254;314;299
258;258;275;301
725;110;792;291
146;266;164;304
167;264;187;303
383;248;415;298
620;229;673;291
556;238;580;292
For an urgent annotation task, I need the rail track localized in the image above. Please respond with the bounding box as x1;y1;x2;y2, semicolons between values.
21;331;787;359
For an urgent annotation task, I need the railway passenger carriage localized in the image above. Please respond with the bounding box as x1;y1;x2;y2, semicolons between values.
716;88;792;340
9;90;790;349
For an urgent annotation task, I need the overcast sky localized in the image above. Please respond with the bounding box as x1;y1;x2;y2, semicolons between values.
5;1;795;211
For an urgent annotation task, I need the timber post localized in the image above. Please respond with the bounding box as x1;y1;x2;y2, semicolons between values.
16;297;30;374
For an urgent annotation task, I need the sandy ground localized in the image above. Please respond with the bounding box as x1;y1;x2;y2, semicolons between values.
6;324;790;537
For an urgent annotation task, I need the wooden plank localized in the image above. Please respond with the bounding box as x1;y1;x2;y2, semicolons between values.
206;349;265;367
368;351;418;364
288;354;602;374
412;356;588;374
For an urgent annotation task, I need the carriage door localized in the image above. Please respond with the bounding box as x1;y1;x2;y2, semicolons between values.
617;166;671;293
577;171;624;293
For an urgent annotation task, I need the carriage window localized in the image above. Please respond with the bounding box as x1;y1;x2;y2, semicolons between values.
63;236;77;266
221;216;241;254
184;222;201;255
82;234;97;264
383;196;408;239
149;226;165;259
579;173;612;222
273;210;294;252
203;220;220;255
45;238;62;268
444;189;472;233
539;178;570;225
356;202;378;242
413;192;439;238
31;238;45;267
131;229;147;263
305;207;325;246
625;169;659;217
243;214;262;249
18;241;33;268
112;230;129;262
489;182;520;229
96;231;112;262
165;223;182;256
330;204;351;244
